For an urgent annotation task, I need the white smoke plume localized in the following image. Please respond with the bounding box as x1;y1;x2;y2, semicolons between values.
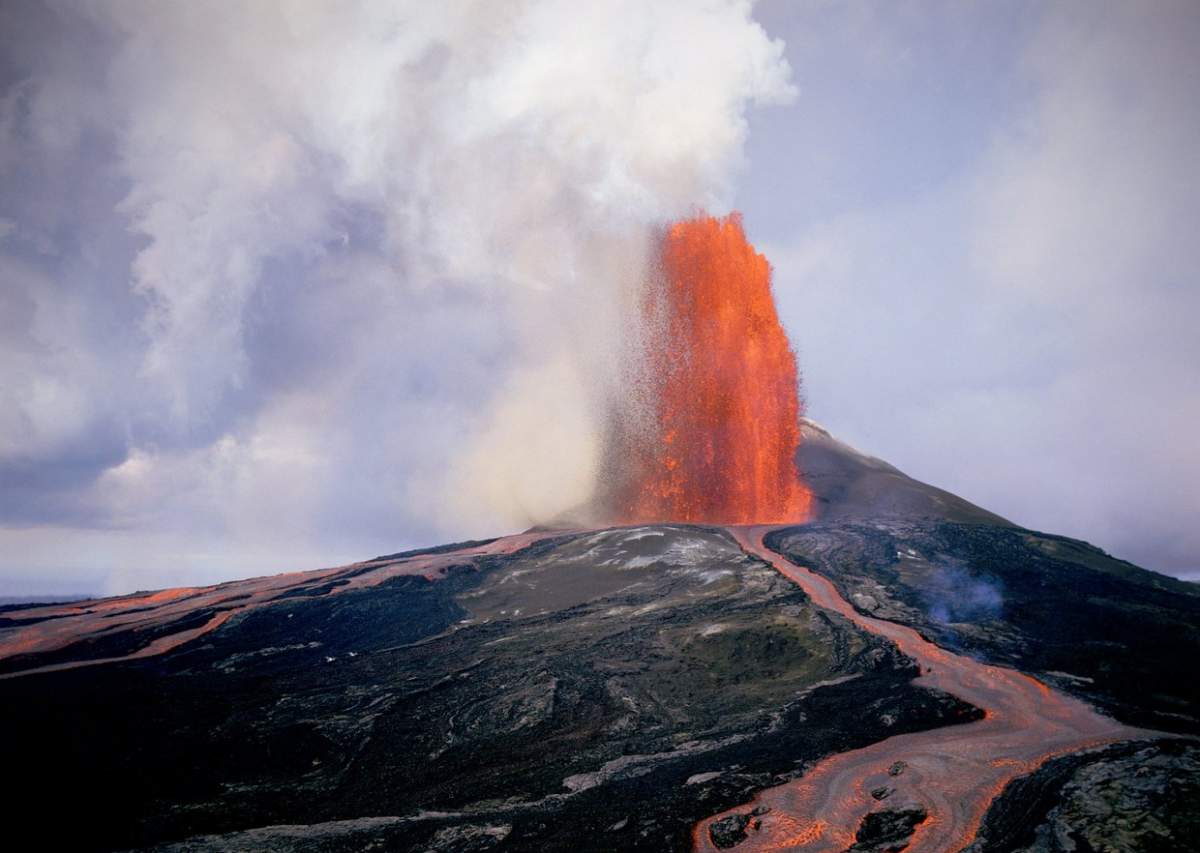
0;1;792;590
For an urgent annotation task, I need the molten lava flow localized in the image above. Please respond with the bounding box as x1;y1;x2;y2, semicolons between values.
689;526;1156;853
610;213;810;524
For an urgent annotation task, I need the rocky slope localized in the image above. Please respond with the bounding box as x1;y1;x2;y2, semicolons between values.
0;526;976;852
0;422;1195;851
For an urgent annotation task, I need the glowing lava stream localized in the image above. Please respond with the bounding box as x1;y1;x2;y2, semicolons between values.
693;525;1160;853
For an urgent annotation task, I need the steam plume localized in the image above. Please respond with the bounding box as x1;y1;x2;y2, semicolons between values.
0;1;794;585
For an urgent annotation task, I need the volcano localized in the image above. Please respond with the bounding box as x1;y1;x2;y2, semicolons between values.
2;420;1198;852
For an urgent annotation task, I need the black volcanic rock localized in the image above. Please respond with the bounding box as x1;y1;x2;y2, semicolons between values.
966;739;1200;852
849;806;928;852
708;812;754;848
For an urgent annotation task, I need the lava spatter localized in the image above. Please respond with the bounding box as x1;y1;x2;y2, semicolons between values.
608;213;811;525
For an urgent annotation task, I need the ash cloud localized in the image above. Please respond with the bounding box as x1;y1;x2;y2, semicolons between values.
0;1;793;592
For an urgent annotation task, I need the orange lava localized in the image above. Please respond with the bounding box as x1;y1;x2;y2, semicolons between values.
691;526;1159;853
609;213;811;524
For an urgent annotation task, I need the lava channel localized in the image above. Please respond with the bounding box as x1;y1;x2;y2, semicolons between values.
692;525;1161;853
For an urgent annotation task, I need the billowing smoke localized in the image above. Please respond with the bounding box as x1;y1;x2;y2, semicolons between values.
0;1;793;589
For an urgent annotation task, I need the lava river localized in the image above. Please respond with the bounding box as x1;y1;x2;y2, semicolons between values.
693;525;1159;853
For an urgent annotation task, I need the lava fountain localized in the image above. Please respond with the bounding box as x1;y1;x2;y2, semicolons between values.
606;212;811;524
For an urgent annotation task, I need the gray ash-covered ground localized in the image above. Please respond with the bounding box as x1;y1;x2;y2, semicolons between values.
0;526;976;852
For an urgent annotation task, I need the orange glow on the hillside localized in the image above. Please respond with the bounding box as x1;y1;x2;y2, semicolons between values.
612;213;810;524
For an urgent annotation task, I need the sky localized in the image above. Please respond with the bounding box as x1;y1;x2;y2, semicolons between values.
1;1;1197;595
